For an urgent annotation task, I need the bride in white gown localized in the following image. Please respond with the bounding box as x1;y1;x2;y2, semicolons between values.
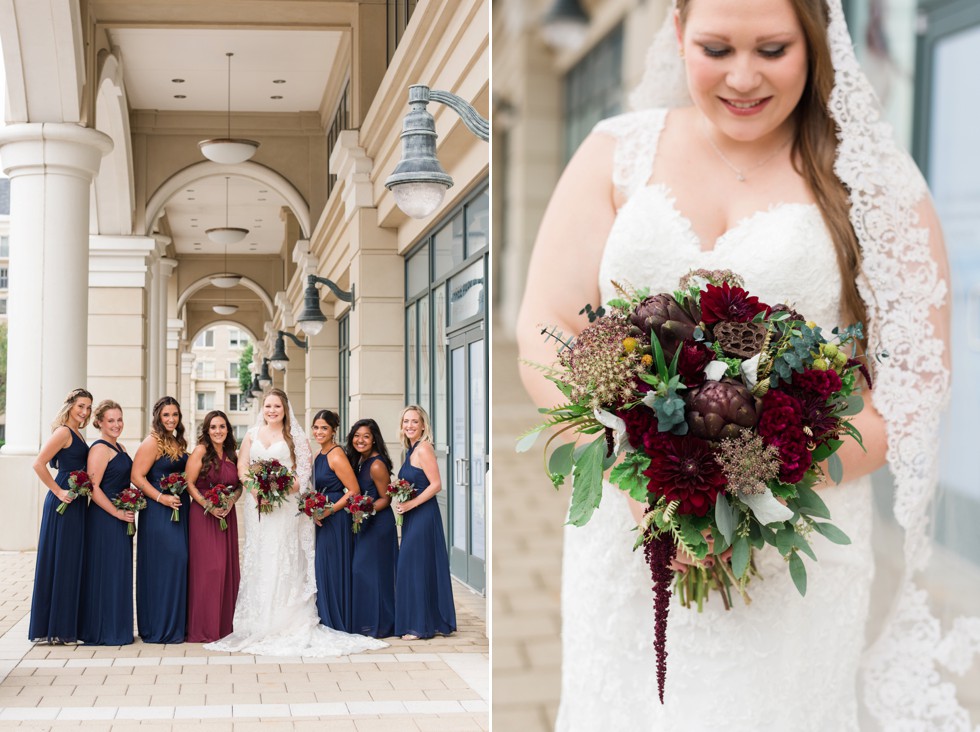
205;388;386;657
517;0;972;729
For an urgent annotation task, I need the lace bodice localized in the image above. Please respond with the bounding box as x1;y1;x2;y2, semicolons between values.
555;111;875;731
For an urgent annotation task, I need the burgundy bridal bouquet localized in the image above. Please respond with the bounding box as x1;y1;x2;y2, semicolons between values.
243;459;294;517
519;269;872;702
57;470;92;515
202;483;236;531
346;493;375;534
386;478;416;527
158;472;188;522
112;486;147;536
296;489;332;523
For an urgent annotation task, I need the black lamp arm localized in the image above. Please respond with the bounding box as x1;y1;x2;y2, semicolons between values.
280;330;308;351
308;275;355;305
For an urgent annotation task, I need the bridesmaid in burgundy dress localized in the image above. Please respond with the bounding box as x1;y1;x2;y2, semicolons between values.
184;410;241;642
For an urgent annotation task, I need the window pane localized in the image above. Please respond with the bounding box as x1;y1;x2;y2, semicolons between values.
433;285;448;445
433;211;464;279
228;393;240;411
0;268;8;289
0;298;6;315
469;339;485;561
418;294;430;417
0;236;8;257
465;190;489;257
448;259;485;325
406;243;429;298
564;24;624;162
406;301;418;403
229;362;238;379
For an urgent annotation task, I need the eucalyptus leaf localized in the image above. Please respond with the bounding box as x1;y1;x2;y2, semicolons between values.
795;483;831;519
792;531;817;561
827;453;844;484
813;522;852;545
714;493;735;545
811;439;844;463
839;394;865;417
776;528;795;556
516;429;542;453
548;442;576;477
567;438;606;527
732;536;750;579
789;552;807;596
711;527;730;555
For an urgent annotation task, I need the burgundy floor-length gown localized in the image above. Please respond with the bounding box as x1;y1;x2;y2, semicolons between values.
186;456;241;642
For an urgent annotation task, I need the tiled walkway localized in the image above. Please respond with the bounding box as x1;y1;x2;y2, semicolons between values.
491;336;566;731
0;543;487;730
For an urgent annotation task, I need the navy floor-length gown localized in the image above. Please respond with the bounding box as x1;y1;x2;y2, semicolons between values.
29;429;89;642
136;451;189;643
313;447;354;632
394;442;456;638
350;454;397;638
78;440;134;645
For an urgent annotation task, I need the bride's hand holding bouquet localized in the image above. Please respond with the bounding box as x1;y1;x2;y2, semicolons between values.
243;458;294;517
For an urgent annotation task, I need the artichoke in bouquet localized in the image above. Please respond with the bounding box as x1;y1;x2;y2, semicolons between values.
630;294;702;360
685;379;760;440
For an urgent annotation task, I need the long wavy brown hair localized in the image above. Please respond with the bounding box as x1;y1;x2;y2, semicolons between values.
263;388;296;467
677;0;868;351
198;410;238;477
150;396;188;461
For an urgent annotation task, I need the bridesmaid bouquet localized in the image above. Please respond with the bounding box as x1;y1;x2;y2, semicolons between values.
202;483;236;531
520;269;874;702
345;494;375;534
159;472;188;522
386;478;416;527
243;459;293;517
57;470;93;515
112;486;147;536
296;489;332;522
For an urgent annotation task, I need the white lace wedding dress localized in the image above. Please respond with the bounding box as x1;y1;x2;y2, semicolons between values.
204;427;386;657
555;109;875;731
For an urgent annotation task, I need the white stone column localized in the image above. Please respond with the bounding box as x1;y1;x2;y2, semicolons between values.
0;123;112;455
88;234;157;443
167;318;184;397
0;123;111;550
305;319;340;428
154;252;177;402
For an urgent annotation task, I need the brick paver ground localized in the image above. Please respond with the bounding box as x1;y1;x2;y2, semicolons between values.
491;336;566;731
0;515;487;731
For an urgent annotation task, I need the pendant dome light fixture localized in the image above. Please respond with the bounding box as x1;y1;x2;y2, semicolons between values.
198;52;260;164
206;176;248;245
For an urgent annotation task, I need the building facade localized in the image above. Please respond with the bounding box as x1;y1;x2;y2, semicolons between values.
0;0;489;594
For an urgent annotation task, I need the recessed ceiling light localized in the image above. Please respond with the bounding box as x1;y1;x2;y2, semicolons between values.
258;190;268;193
191;225;199;228
257;198;267;202
255;219;263;222
270;96;283;100
174;94;186;99
187;197;195;201
186;189;194;193
273;79;286;84
190;218;198;221
172;79;185;83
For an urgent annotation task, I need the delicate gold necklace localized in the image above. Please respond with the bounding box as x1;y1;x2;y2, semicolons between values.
702;117;792;182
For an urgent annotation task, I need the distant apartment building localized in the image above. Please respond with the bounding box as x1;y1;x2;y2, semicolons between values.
182;324;252;447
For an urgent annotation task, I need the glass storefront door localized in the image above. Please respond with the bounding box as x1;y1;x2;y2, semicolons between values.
448;322;486;592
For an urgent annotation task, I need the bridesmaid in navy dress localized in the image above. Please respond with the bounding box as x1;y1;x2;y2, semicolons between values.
29;388;93;643
131;396;189;643
185;410;241;642
78;400;136;645
310;410;360;632
346;418;397;638
393;405;456;640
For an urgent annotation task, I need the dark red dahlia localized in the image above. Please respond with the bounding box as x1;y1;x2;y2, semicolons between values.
757;391;812;484
789;368;842;401
676;341;714;387
699;282;771;325
796;392;840;448
643;434;727;516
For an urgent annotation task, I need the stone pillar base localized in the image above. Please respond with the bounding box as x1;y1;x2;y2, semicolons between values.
0;455;44;550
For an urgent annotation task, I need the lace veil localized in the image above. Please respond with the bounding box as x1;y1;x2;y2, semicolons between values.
632;1;978;728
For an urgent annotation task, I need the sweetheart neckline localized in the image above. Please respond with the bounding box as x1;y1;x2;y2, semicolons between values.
633;183;821;254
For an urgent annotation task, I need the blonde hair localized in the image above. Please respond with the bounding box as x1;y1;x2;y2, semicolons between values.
264;388;296;467
398;404;433;451
150;396;188;461
92;400;122;430
50;388;93;431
